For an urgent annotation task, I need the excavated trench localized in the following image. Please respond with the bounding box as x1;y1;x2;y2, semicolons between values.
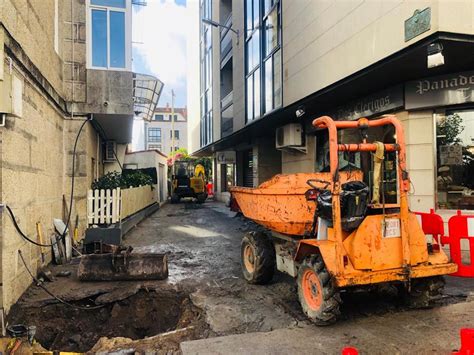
8;288;208;353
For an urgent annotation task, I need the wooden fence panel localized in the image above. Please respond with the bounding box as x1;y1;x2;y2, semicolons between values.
87;185;156;226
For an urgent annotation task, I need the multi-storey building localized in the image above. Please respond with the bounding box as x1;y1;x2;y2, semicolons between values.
0;0;160;312
145;106;188;154
190;0;474;220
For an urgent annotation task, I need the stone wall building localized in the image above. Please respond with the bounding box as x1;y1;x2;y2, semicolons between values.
190;0;474;225
0;0;159;312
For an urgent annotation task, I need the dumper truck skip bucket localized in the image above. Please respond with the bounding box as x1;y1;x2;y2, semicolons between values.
230;115;457;325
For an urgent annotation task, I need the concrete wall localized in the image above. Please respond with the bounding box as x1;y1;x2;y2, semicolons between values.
281;136;316;174
282;0;474;106
399;110;436;213
124;150;169;203
75;70;134;116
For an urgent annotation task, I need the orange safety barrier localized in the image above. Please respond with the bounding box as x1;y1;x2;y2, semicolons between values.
452;328;474;355
447;211;474;278
415;209;445;244
342;347;359;355
416;209;474;278
206;182;214;197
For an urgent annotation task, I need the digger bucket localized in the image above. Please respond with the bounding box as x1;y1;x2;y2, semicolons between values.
78;252;168;281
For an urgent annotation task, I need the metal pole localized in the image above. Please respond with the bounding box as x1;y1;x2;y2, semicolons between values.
171;89;175;175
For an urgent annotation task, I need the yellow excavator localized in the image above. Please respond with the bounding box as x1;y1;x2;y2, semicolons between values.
171;161;207;203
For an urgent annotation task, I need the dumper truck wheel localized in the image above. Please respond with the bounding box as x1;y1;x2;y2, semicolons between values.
241;231;275;284
297;254;341;325
171;194;180;204
196;193;207;204
399;276;445;308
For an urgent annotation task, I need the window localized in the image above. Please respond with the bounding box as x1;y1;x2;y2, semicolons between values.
148;143;162;151
245;0;282;121
200;0;213;147
170;146;179;152
169;114;178;121
170;130;180;139
88;0;130;69
148;128;161;142
154;114;164;121
436;110;474;210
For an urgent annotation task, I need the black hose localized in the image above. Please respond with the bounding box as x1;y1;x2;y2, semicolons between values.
7;117;91;247
18;250;103;310
62;117;92;242
6;206;55;247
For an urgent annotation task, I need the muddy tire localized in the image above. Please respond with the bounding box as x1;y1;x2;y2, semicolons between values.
241;231;275;284
297;254;341;325
399;276;445;308
196;193;207;204
170;194;180;204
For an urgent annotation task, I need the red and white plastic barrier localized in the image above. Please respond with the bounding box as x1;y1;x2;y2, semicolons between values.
415;209;474;278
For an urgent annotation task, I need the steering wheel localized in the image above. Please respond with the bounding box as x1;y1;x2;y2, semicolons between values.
306;179;331;191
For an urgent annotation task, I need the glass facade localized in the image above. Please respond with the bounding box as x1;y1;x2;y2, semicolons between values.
436;109;474;210
245;0;281;122
200;0;213;147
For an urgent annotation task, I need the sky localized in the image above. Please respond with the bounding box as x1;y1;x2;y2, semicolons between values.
132;0;190;108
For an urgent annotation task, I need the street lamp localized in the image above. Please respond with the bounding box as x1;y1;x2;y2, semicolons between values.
202;18;240;45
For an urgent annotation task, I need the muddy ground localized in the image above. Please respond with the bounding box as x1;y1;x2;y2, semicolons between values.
7;200;474;354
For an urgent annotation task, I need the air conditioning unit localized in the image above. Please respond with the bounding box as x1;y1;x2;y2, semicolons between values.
275;123;306;153
104;141;116;162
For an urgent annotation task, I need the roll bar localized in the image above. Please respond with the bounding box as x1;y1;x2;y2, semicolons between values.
311;115;411;274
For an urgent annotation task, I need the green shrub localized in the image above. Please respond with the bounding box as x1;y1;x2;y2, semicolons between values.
91;171;153;190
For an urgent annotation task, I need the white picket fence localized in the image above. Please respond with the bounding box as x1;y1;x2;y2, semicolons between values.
87;185;157;225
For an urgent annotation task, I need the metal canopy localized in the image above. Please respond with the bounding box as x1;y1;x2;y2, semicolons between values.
133;73;163;121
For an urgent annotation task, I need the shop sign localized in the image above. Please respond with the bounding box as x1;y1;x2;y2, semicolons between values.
406;71;474;109
405;8;431;42
216;151;236;164
328;85;404;121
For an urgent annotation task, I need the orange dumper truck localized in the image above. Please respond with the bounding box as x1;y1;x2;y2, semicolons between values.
230;115;457;325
